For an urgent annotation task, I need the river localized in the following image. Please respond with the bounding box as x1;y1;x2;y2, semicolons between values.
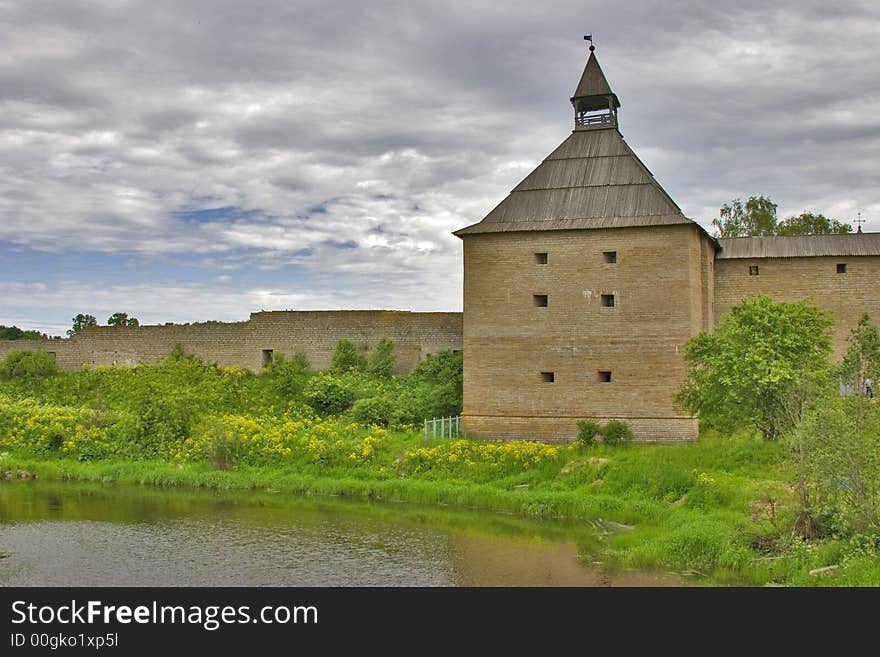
0;480;684;586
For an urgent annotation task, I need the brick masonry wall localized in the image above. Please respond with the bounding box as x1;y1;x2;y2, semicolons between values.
461;224;711;444
0;311;463;374
714;256;880;359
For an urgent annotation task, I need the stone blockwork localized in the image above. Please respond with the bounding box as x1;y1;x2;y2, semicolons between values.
461;224;713;444
714;256;880;359
0;311;463;374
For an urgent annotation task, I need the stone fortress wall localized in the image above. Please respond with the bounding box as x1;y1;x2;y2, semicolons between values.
0;311;463;374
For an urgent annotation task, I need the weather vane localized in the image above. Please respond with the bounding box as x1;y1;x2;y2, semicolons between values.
584;33;595;52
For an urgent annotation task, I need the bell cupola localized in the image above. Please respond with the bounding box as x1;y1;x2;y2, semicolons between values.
570;38;620;130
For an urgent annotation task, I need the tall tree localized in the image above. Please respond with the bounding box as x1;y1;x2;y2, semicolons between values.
711;196;778;238
67;313;98;337
776;212;852;236
107;312;140;327
677;295;834;440
712;196;853;237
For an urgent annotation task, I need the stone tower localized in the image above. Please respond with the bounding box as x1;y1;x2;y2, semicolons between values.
454;45;717;443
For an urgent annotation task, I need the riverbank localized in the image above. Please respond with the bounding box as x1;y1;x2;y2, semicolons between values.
3;433;877;586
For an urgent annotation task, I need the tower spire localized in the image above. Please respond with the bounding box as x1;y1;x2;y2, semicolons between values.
570;38;620;130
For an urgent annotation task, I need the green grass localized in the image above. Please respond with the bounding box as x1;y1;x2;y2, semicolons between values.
4;430;878;586
2;354;878;586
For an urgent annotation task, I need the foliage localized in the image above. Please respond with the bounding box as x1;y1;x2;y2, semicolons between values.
331;339;366;373
403;439;562;478
67;313;98;337
107;312;140;327
304;372;356;415
678;296;834;440
264;351;311;399
351;396;395;427
576;419;602;447
0;350;60;381
777;212;852;236
0;325;45;340
601;420;634;445
839;314;880;394
409;350;463;417
792;397;880;537
711;196;851;238
711;196;778;238
366;338;395;378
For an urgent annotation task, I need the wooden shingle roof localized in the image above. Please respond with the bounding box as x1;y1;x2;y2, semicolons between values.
454;128;699;236
717;234;880;259
572;50;617;104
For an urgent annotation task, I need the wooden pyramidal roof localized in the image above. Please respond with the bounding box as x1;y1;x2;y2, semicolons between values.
454;49;701;237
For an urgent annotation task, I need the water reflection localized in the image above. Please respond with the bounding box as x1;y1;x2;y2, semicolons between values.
0;481;683;587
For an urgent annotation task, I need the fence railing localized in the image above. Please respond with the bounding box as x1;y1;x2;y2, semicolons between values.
423;416;461;443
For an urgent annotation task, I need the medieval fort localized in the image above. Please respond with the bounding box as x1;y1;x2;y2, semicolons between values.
3;47;878;443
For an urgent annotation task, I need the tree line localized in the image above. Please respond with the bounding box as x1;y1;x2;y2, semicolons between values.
711;195;853;238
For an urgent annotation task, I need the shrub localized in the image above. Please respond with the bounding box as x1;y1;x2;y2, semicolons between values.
304;373;356;415
265;351;311;399
576;419;602;447
199;418;239;470
0;350;59;380
367;338;395;378
331;339;366;373
601;420;634;445
409;350;463;416
351;396;395;427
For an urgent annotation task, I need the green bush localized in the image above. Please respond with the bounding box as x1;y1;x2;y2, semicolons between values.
367;338;395;378
576;419;602;447
265;351;311;399
351;396;395;427
331;339;366;373
601;420;634;445
0;350;59;380
304;373;356;415
409;350;463;417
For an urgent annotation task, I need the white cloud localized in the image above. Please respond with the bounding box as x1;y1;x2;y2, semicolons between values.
1;0;879;331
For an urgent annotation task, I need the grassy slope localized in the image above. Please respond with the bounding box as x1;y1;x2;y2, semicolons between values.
3;432;876;586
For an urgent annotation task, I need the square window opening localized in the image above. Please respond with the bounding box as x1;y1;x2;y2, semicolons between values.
599;371;612;383
533;294;549;307
540;372;555;383
749;265;759;276
261;349;274;368
603;251;617;264
837;263;847;274
600;294;615;307
535;252;548;265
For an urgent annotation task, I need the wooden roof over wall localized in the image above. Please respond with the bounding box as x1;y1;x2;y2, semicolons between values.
717;234;880;259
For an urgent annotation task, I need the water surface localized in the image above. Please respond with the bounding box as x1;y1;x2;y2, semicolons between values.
0;481;682;586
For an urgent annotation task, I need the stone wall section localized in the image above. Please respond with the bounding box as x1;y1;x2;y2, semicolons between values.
461;224;706;443
0;311;463;374
714;255;880;359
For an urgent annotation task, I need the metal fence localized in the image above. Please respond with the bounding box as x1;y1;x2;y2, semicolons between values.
423;416;461;443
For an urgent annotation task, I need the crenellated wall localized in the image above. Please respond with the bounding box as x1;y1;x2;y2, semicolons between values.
0;311;463;374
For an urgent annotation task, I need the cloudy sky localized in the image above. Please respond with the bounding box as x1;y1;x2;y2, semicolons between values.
2;0;879;335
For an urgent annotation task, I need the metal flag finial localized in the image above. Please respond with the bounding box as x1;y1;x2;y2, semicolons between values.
584;34;595;52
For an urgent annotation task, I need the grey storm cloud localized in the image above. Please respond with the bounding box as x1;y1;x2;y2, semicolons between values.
1;0;880;329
